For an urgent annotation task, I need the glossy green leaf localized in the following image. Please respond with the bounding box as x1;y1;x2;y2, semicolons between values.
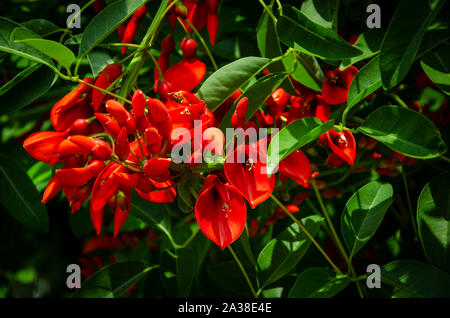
0;63;56;114
300;0;338;29
341;181;393;258
79;0;147;57
257;215;324;289
72;262;155;298
358;105;447;159
197;56;271;111
256;1;281;60
421;45;450;95
0;18;55;70
381;260;450;297
16;38;75;70
417;172;450;272
266;118;334;174
0;155;48;233
345;56;382;110
219;72;288;132
379;0;446;88
130;190;172;240
277;5;362;60
288;267;350;298
21;19;61;36
283;52;324;91
341;29;385;68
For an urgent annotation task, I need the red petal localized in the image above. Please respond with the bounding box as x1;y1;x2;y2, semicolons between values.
163;59;206;92
195;183;246;249
23;131;67;163
279;149;312;187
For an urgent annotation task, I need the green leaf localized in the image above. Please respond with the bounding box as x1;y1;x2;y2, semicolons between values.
197;56;271;111
176;247;196;297
266;118;334;174
381;260;450;297
345;56;382;111
341;181;393;258
256;2;282;60
341;29;385;68
257;215;324;289
0;155;48;233
421;45;450;95
159;249;178;297
21;19;61;36
358;105;447;159
277;5;362;60
300;0;337;29
130;190;172;240
0;63;56;115
16;38;75;70
72;262;155;298
87;50;114;77
417;172;450;272
379;0;446;89
288;267;350;298
79;0;147;57
0;18;55;70
283;52;324;91
219;72;288;132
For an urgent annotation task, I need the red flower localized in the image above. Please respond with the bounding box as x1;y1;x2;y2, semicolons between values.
321;129;356;166
195;174;246;249
288;94;330;123
163;38;206;92
23;131;68;164
279;149;312;187
321;66;358;105
224;143;274;208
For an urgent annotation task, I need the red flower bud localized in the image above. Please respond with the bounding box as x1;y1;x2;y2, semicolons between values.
95;112;121;138
131;89;146;118
207;13;218;46
105;99;136;132
180;38;198;59
121;20;139;55
143;157;172;182
235;97;248;119
132;5;147;22
144;127;162;154
92;63;122;111
67;118;91;135
161;35;175;53
115;127;130;161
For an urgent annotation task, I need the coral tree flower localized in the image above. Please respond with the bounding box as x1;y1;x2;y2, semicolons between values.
163;38;206;92
321;66;358;105
195;174;246;249
279;149;312;187
321;129;356;166
224;143;274;208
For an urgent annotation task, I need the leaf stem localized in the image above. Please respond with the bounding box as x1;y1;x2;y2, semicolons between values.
179;226;201;249
270;194;344;275
185;20;218;71
228;245;258;298
76;78;131;104
389;92;408;109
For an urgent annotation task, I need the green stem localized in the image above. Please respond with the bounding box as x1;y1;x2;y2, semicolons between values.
257;0;277;22
389;92;408;109
180;226;201;249
310;179;365;298
440;155;450;164
76;78;131;104
185;20;218;71
228;245;257;298
401;167;418;240
147;49;164;80
270;194;344;275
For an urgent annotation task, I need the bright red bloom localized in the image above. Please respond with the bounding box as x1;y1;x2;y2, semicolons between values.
163;38;206;92
321;66;358;105
23;131;68;164
195;174;247;250
321;129;356;166
224;144;274;209
279;149;312;187
92;63;122;111
288;94;330;123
